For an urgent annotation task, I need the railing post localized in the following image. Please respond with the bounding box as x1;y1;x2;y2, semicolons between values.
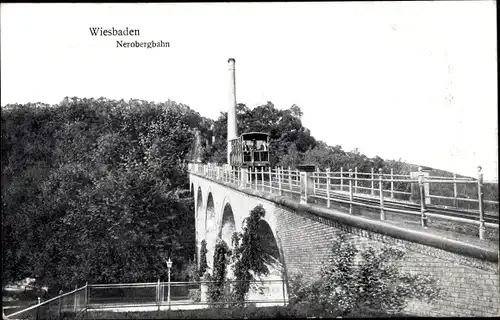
268;167;272;193
288;167;292;193
371;168;375;196
278;167;282;195
261;167;265;191
340;167;344;192
453;173;458;207
326;168;331;208
477;166;485;240
418;167;428;228
354;167;358;194
349;169;353;214
390;168;394;199
379;168;385;220
255;167;258;190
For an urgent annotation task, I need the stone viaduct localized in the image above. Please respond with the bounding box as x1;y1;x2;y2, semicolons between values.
189;165;499;317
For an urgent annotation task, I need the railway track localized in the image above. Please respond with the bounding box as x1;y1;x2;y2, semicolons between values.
313;189;499;224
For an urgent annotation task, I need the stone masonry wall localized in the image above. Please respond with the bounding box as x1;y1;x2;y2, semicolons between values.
274;203;500;317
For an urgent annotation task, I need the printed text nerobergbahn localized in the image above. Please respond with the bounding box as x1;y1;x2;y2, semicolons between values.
116;40;170;49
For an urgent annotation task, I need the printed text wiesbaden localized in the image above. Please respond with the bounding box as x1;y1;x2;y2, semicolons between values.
89;27;140;36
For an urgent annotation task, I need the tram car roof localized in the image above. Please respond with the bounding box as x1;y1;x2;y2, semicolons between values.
240;132;270;140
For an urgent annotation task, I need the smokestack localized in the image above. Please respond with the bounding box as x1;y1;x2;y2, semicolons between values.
227;58;238;164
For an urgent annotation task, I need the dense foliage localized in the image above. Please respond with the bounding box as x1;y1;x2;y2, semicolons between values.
1;98;204;291
289;234;442;316
204;239;231;308
230;205;271;305
198;239;208;277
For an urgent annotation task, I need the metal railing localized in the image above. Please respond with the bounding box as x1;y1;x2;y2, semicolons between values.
189;163;499;240
87;279;287;311
4;284;87;320
6;279;288;318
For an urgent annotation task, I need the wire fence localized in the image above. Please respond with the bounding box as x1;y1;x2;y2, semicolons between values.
4;285;87;320
87;279;287;310
5;279;288;319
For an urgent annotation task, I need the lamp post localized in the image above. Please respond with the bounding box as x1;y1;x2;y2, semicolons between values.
166;257;173;310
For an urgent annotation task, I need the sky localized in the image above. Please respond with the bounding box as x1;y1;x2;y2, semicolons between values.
1;2;498;180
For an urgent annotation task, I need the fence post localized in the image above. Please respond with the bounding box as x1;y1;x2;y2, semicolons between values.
36;298;40;320
84;281;88;312
453;173;458;207
371;168;375;196
477;166;485;240
354;167;358;194
157;278;160;311
326;168;331;208
379;168;385;220
74;284;77;313
418;167;428;228
278;167;282;195
58;294;62;320
312;168;317;195
340;167;344;192
288;167;292;193
390;168;394;199
349;169;354;214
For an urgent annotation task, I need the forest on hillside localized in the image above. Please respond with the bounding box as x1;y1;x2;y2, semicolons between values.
1;97;496;294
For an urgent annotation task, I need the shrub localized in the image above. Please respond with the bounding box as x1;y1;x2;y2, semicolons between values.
187;288;200;302
289;234;442;316
199;239;208;277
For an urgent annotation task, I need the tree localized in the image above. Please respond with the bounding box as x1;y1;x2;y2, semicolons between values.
230;205;270;305
205;239;231;308
199;240;208;277
2;98;203;290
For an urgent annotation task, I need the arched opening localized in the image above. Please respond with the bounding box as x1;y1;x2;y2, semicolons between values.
205;193;215;231
205;193;216;271
196;187;203;219
191;183;194;197
218;203;236;248
246;218;285;306
196;187;203;265
256;220;280;262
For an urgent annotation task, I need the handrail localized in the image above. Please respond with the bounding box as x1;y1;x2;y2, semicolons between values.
5;285;87;319
189;163;498;241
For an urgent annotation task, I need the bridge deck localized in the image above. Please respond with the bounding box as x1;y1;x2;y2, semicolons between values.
191;168;498;252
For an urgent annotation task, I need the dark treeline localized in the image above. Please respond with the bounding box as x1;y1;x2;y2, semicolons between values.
2;97;204;292
200;102;408;174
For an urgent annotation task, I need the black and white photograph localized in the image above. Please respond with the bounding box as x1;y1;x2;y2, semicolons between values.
1;2;498;318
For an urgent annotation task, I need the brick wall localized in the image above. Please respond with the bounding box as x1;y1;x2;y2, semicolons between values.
274;203;500;317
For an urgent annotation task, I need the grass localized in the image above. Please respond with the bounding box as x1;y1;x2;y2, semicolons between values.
82;305;414;319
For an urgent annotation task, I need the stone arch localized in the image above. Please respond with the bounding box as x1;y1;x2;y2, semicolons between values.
256;219;281;262
205;193;216;232
196;186;203;219
205;192;217;270
218;202;236;248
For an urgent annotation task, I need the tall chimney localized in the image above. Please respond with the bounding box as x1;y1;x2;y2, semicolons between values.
227;58;238;164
